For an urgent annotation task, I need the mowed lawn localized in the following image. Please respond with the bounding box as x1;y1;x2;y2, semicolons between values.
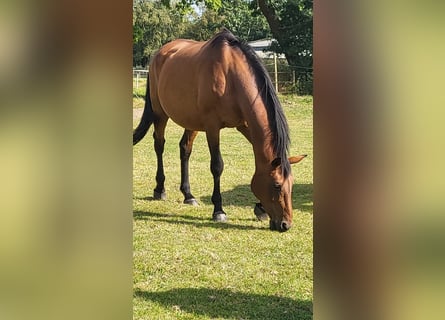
133;94;313;320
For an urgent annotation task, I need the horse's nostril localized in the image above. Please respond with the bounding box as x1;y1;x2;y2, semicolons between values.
280;221;291;232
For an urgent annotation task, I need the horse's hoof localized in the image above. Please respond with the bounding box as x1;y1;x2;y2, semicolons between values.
153;190;166;200
184;198;198;206
212;211;227;222
254;203;268;221
256;212;269;221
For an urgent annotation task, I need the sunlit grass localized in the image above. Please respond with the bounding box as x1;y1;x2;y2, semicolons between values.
133;94;313;319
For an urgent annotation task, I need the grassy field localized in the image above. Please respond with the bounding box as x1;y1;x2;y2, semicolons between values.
133;93;313;319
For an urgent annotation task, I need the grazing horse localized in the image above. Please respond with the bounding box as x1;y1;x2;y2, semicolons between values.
133;29;306;232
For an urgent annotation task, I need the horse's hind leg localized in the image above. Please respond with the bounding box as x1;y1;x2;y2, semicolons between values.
179;129;199;206
153;116;168;200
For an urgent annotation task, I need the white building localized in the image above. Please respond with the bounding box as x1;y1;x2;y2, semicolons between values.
247;39;285;59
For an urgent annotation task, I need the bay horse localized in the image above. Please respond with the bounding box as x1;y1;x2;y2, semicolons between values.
133;29;306;232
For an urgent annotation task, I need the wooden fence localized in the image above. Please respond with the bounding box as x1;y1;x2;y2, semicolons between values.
133;68;303;94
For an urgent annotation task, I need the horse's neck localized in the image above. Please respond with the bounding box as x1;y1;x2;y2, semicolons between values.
243;99;275;171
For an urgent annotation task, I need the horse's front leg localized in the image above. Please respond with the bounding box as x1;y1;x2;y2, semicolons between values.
237;124;268;221
206;130;226;222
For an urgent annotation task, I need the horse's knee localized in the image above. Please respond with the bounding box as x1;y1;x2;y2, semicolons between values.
210;157;224;176
153;134;165;153
179;132;195;160
179;141;191;160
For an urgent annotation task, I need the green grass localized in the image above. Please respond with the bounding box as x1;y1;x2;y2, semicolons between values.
133;94;313;319
133;78;147;99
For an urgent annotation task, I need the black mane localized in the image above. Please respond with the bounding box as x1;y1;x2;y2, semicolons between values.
210;29;291;177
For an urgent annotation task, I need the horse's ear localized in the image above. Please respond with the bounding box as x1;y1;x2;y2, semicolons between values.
271;157;282;169
289;154;307;164
272;155;306;169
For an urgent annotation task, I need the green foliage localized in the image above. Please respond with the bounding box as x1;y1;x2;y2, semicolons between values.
133;0;272;66
256;0;313;94
133;0;313;94
218;0;271;41
133;0;186;67
181;0;222;10
271;0;312;67
181;0;270;41
295;72;313;96
181;9;225;41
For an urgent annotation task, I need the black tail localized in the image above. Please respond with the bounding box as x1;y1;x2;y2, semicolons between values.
133;73;154;145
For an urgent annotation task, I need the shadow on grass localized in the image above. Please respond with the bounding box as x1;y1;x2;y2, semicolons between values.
292;183;313;213
133;183;311;230
133;210;265;231
133;196;157;201
200;183;313;213
134;210;209;222
134;288;312;320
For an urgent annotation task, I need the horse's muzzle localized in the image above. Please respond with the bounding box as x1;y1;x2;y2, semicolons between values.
269;220;292;232
280;221;291;232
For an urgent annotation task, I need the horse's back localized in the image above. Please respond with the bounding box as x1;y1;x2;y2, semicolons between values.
149;36;247;131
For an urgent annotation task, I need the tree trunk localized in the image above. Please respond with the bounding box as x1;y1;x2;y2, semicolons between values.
257;0;313;94
257;0;292;65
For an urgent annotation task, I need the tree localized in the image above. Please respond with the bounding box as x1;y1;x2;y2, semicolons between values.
256;0;313;94
218;0;271;41
133;0;186;67
181;9;225;41
133;0;313;94
182;0;313;93
181;0;271;41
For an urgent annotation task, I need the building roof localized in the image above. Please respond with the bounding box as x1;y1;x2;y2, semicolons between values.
248;38;285;59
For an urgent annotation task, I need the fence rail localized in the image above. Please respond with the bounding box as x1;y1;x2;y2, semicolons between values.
133;70;148;89
133;69;301;94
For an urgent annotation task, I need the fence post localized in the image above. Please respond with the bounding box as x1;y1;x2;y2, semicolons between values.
274;52;278;93
136;72;140;89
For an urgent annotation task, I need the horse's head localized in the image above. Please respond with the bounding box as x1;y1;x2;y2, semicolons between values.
251;155;306;232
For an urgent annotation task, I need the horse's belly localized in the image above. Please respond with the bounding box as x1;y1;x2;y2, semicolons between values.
159;92;243;131
166;109;206;131
157;97;202;130
163;105;242;131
